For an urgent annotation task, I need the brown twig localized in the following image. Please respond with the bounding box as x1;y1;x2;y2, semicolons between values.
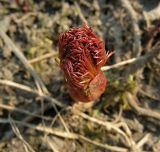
102;44;159;72
120;0;142;57
125;92;160;120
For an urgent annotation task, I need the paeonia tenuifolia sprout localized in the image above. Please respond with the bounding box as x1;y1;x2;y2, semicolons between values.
58;24;113;102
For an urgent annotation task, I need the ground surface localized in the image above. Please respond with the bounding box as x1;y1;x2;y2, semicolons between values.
0;0;160;152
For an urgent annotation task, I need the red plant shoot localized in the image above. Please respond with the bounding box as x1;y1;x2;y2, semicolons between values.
58;24;113;102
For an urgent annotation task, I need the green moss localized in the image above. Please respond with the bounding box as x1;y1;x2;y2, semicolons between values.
98;72;138;110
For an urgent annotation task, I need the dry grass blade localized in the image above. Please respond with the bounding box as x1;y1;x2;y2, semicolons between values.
0;79;65;107
43;137;60;152
74;1;88;24
0;79;135;151
0;24;69;134
29;52;57;64
72;109;134;148
0;118;128;152
102;44;160;72
8;115;35;152
50;103;70;133
125;92;160;120
120;0;142;57
78;135;127;152
101;57;137;71
0;79;37;94
12;12;37;24
0;103;52;121
0;79;70;134
137;133;151;148
0;23;48;94
0;118;77;139
143;4;160;22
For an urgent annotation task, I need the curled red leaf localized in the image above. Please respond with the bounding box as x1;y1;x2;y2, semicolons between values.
58;24;112;102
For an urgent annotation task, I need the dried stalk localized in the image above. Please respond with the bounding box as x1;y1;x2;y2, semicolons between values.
125;92;160;120
0;79;65;107
29;52;57;64
0;118;128;152
74;2;88;24
0;27;48;94
0;103;52;121
120;0;142;57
